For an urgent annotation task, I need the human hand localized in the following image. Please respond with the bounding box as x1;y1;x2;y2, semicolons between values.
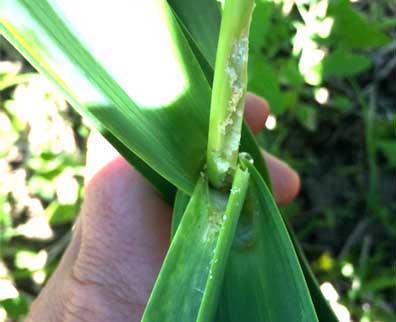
27;93;300;322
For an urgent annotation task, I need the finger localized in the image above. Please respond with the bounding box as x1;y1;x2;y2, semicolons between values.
263;151;301;205
28;157;171;321
76;157;171;320
244;93;270;134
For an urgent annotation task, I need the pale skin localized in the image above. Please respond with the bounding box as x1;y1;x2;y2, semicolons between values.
27;93;300;322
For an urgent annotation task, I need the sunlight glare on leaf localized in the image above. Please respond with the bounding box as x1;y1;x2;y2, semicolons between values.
320;281;339;302
32;270;47;284
0;60;22;75
16;215;53;240
55;168;79;205
299;47;326;85
51;0;188;108
0;280;18;301
0;308;6;322
341;262;354;277
317;17;334;38
321;282;352;322
293;0;335;86
265;114;277;130
314;87;329;105
8;75;77;155
0;3;106;105
15;250;48;271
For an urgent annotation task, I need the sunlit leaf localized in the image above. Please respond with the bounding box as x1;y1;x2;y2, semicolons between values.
168;0;220;69
169;0;272;190
1;0;211;195
2;2;341;321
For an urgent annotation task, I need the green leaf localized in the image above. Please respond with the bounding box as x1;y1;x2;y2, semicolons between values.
28;175;55;201
286;222;340;322
360;275;396;294
0;196;13;242
248;59;285;115
1;0;210;195
168;0;220;69
332;95;353;112
1;0;272;200
328;0;390;49
171;189;190;239
143;167;250;322
168;0;221;84
249;0;274;57
1;0;271;198
168;3;335;319
215;160;318;322
45;201;78;225
279;59;304;88
0;296;29;319
378;140;396;166
282;90;298;110
168;1;273;192
171;170;323;321
295;104;318;132
172;186;339;322
323;48;372;78
3;2;335;320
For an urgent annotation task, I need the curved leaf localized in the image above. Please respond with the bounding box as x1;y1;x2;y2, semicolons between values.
1;0;211;194
143;168;249;322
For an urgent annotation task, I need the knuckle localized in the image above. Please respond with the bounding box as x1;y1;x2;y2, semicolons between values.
62;280;99;322
26;285;64;322
65;270;141;322
71;244;141;307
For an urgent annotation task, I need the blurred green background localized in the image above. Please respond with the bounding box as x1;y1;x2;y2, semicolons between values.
0;0;395;321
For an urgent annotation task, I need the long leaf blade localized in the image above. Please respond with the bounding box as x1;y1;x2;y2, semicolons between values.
1;0;211;194
171;164;320;321
168;0;220;68
143;168;249;322
216;159;319;322
169;3;337;320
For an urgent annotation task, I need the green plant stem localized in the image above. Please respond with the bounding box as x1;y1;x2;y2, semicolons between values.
141;166;249;322
350;80;380;217
207;0;255;189
196;165;250;322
